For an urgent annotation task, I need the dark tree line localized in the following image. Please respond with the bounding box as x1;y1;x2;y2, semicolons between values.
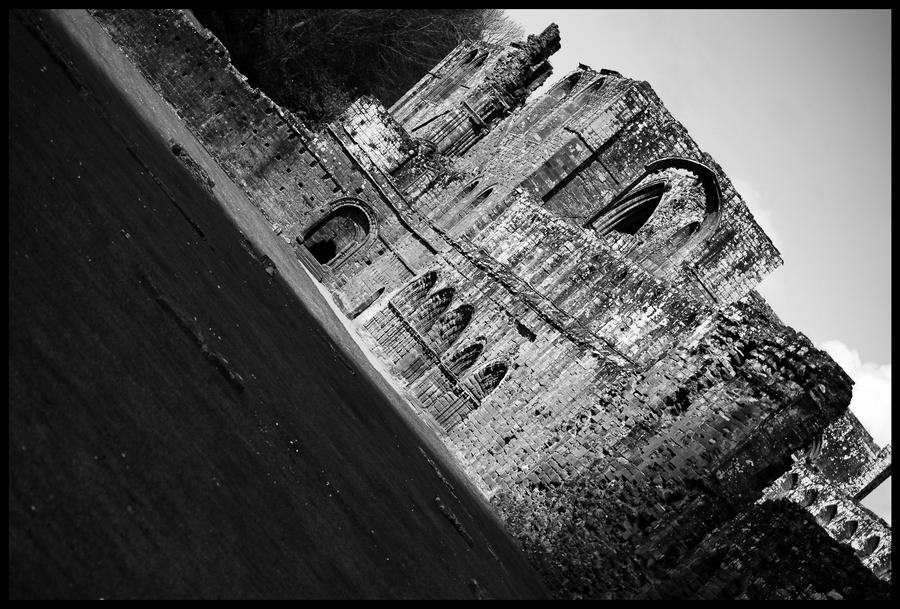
192;9;523;128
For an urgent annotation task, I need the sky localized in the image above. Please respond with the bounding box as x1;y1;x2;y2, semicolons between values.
505;9;891;521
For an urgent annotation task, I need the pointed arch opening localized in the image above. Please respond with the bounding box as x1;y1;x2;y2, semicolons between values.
799;488;819;507
392;271;438;314
430;304;475;352
466;361;508;400
781;472;800;492
606;182;666;235
411;287;455;333
587;157;723;253
461;49;478;64
817;504;838;526
838;520;859;540
858;535;881;557
444;341;485;377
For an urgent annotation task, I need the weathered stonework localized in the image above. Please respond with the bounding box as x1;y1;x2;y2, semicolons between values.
89;9;890;598
764;412;892;581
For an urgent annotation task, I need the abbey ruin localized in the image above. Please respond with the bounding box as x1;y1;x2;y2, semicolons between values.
17;9;890;599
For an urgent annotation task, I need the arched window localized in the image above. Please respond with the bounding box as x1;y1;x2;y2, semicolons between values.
858;535;881;556
465;361;508;400
817;504;838;526
392;271;438;314
300;204;372;267
781;472;800;492
606;183;666;235
586;158;723;255
838;520;859;540
451;180;480;206
444;341;485;376
666;221;700;251
429;304;474;352
439;187;494;233
799;488;819;507
411;287;455;333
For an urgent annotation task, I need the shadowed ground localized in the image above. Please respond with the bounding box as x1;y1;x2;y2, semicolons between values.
8;11;547;599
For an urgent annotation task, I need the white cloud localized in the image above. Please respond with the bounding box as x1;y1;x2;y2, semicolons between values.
820;340;892;447
731;177;780;248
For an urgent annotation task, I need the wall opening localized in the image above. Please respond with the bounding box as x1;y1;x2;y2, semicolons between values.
515;320;537;342
466;361;508;400
430;304;475;352
782;472;800;492
817;504;838;526
639;221;702;273
838;520;859;540
858;535;881;557
607;183;666;235
392;270;438;313
411;287;455;332
444;341;485;377
799;488;819;507
301;204;371;266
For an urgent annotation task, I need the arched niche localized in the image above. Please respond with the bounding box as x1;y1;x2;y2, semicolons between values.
443;340;485;377
300;200;376;270
411;287;455;333
391;270;438;314
816;503;838;526
857;535;881;557
465;360;509;400
799;488;819;508
429;304;475;353
781;472;800;492
838;519;859;541
638;220;702;275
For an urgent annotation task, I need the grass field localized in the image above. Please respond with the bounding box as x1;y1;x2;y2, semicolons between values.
8;11;547;599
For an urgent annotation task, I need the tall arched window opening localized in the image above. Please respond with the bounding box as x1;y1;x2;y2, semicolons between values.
607;183;666;235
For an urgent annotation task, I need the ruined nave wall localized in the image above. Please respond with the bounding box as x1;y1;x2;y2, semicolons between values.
88;10;870;597
412;68;781;307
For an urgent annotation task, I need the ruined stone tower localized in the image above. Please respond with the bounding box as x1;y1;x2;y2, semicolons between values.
90;10;890;599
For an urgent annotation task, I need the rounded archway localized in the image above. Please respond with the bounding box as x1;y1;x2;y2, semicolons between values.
300;200;376;269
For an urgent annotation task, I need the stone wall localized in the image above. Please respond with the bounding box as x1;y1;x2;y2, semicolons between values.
416;68;782;306
89;9;883;598
763;411;892;581
643;500;891;600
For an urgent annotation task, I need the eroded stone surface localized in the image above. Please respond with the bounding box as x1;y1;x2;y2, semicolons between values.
88;9;890;598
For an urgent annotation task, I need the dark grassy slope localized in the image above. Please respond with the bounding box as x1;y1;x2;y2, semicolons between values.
8;13;546;599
